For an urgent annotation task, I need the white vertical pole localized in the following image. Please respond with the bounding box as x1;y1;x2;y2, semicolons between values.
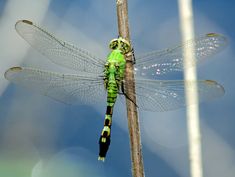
178;1;203;177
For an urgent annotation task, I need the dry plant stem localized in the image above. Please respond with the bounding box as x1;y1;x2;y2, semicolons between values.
116;0;145;177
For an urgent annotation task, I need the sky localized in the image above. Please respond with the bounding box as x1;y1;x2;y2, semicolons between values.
0;0;235;177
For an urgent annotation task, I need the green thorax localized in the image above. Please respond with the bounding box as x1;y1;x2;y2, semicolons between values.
108;49;125;63
106;49;126;80
105;37;131;81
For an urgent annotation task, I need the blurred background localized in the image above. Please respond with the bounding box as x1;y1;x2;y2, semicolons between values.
0;0;235;177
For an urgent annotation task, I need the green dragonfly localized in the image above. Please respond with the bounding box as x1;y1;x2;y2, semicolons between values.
5;20;227;161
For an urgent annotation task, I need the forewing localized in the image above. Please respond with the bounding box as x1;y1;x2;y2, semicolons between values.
135;33;227;77
124;78;224;112
5;67;106;105
15;20;105;74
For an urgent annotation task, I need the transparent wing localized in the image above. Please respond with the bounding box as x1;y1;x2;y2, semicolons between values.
5;67;106;105
15;20;105;74
135;33;227;77
124;78;224;112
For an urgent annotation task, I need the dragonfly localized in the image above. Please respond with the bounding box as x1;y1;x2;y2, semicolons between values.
5;20;227;161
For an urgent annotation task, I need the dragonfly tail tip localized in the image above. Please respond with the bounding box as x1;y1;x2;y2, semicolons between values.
98;156;105;162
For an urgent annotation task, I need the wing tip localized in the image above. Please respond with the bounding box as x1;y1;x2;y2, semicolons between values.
206;33;220;37
15;20;33;29
17;19;33;25
4;67;23;80
206;33;228;50
205;80;225;95
22;20;33;25
206;32;227;41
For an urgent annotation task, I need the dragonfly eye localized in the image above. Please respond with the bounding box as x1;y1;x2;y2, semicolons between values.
109;37;131;54
109;39;119;50
119;39;131;54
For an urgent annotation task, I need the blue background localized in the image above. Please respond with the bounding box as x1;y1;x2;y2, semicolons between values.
0;1;235;177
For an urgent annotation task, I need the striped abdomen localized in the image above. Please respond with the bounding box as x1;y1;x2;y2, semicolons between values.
107;79;119;107
98;70;120;161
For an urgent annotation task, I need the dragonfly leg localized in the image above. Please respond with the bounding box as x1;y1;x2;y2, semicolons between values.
120;82;138;108
125;47;136;64
131;48;136;64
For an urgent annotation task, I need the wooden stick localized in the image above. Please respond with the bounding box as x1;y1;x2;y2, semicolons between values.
116;1;145;177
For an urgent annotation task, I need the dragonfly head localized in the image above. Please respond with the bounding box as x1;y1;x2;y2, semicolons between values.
109;37;131;54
